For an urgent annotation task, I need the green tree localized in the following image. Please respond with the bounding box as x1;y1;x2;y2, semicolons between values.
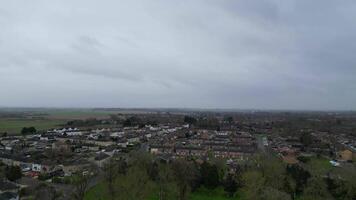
200;161;219;189
211;158;227;183
1;132;7;137
300;132;313;147
116;165;153;200
242;154;293;200
71;173;91;200
301;176;333;200
21;126;36;136
156;163;179;200
261;187;292;200
224;173;238;197
224;116;234;123
286;164;310;195
5;165;22;182
184;116;197;125
242;170;265;200
172;159;199;200
243;170;292;200
327;166;356;200
257;154;287;191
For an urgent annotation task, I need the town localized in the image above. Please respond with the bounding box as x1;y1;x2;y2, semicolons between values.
0;109;355;200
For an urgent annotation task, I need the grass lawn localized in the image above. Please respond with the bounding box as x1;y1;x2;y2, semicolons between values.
85;183;240;200
304;156;333;176
0;119;66;134
85;182;109;200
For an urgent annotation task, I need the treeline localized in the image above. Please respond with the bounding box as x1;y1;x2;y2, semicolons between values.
67;118;108;127
100;152;233;200
21;126;37;135
94;152;356;200
184;116;221;130
0;163;22;182
66;114;229;130
66;116;158;128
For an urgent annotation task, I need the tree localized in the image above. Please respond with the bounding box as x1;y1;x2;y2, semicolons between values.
341;172;356;200
286;164;310;195
184;116;197;125
301;176;333;200
282;176;296;199
242;170;265;200
300;132;313;147
258;154;287;191
261;187;292;200
123;119;132;127
211;158;227;183
5;165;22;182
326;167;356;200
103;159;119;200
34;183;62;200
21;126;36;136
156;163;179;200
28;126;36;133
242;154;293;200
117;157;128;175
196;117;220;130
1;132;7;137
224;173;237;197
148;161;159;181
71;173;90;200
171;159;199;200
116;165;153;200
21;127;28;136
242;170;292;200
224;116;234;124
200;161;219;189
123;116;142;127
0;163;6;180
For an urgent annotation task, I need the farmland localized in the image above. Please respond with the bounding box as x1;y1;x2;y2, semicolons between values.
0;119;66;134
0;108;117;135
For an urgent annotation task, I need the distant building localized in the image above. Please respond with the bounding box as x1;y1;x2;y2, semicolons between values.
337;149;353;162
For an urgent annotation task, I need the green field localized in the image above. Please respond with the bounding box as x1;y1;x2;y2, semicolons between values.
84;182;240;200
0;119;66;134
0;109;118;135
45;109;117;120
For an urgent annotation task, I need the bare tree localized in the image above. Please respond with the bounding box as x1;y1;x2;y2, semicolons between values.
171;159;198;200
71;173;90;200
156;163;178;200
103;159;119;200
117;165;153;200
35;183;62;200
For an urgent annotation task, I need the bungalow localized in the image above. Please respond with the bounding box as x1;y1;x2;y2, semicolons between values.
337;149;353;162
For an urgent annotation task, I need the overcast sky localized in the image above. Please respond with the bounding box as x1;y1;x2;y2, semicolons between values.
1;0;356;110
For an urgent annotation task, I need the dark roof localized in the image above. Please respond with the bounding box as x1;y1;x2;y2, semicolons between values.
0;191;18;200
95;152;110;161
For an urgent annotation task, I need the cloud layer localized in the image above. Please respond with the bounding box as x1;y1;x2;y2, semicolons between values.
1;0;356;110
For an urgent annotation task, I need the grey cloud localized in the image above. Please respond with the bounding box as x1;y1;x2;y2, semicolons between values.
0;0;355;110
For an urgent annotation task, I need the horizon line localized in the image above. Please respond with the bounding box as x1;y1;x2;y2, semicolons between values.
0;106;355;113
